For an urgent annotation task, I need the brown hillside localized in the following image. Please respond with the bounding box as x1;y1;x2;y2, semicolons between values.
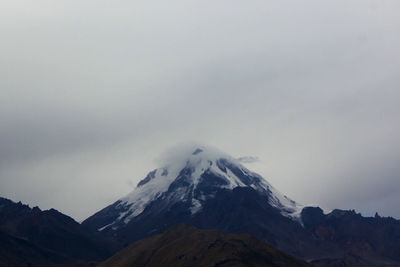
99;224;311;267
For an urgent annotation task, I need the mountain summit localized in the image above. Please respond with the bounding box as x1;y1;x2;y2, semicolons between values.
86;145;302;232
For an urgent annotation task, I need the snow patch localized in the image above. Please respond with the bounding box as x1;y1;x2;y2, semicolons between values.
98;223;112;232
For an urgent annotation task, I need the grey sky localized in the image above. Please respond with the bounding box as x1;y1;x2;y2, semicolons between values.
0;0;399;221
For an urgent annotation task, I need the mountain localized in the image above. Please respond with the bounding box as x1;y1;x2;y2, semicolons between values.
0;197;117;266
99;224;311;267
82;145;311;251
84;145;400;265
84;146;302;232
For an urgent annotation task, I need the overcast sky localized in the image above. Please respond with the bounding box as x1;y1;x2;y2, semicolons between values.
1;0;399;221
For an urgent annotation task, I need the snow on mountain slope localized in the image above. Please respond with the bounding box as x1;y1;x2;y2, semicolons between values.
99;145;303;230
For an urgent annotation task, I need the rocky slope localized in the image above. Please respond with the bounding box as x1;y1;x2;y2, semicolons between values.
99;224;312;267
0;197;117;266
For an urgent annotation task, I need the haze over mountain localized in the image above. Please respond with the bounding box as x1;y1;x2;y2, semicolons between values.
1;0;400;222
0;145;399;266
1;1;400;266
84;145;303;232
84;145;400;265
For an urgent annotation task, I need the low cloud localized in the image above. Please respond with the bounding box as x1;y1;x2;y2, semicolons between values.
237;156;260;164
0;0;399;220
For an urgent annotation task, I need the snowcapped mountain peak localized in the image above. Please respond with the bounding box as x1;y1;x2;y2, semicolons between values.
155;144;236;172
101;144;303;230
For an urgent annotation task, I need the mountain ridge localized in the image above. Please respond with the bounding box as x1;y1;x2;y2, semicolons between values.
83;145;400;265
0;196;118;265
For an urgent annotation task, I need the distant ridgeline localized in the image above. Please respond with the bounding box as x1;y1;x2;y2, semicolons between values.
83;146;400;266
0;197;118;266
1;146;400;266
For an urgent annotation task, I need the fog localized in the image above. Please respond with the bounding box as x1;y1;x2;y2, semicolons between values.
0;0;399;221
